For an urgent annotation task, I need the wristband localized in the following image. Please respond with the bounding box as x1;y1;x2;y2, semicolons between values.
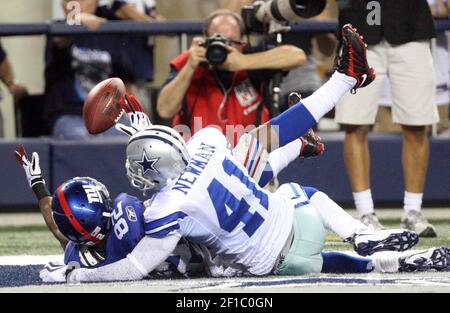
32;182;51;201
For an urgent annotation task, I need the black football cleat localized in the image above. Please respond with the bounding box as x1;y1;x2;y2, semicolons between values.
335;24;376;93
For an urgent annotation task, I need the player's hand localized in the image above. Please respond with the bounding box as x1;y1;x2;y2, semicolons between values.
13;144;45;188
39;262;69;283
299;129;325;158
187;37;207;70
115;94;152;136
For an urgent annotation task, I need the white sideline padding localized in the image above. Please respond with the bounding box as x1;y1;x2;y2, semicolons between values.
0;255;63;266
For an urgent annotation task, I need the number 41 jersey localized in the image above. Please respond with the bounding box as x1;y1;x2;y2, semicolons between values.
144;128;295;276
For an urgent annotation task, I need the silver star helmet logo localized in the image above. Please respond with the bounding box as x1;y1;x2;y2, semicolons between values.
136;151;160;175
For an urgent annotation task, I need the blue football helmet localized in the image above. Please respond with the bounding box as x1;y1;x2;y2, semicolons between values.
52;177;113;245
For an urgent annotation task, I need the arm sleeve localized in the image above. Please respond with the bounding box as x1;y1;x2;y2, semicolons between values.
71;234;181;282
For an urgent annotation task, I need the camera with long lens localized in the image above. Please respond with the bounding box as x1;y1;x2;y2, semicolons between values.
204;33;232;67
242;0;327;33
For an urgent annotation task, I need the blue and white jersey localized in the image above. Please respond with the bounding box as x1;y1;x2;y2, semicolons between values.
64;193;205;276
64;193;145;268
143;128;295;276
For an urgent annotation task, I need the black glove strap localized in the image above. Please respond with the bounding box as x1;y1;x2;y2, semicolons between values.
32;182;51;201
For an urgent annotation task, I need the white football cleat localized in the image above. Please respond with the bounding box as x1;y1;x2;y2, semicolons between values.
350;228;419;256
399;247;449;272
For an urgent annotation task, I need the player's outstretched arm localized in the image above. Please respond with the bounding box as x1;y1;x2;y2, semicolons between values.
64;235;180;283
14;145;68;249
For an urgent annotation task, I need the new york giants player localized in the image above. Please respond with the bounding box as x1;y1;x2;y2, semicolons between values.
51;25;447;283
14;146;206;281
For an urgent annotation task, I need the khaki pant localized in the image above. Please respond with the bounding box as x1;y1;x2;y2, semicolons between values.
336;40;439;126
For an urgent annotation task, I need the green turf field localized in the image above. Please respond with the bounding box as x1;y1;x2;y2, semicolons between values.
1;218;449;256
0;225;62;255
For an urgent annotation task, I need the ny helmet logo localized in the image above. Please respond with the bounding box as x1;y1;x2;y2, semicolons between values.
82;185;104;204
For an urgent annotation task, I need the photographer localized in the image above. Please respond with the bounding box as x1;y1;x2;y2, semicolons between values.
156;9;306;145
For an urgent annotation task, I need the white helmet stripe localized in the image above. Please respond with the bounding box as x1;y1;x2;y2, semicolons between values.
149;126;185;144
130;128;189;157
148;128;190;159
129;132;190;165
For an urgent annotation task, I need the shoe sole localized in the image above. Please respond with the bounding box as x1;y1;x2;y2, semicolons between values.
342;25;368;60
401;223;438;238
399;248;449;272
418;226;438;238
341;24;375;89
354;230;419;257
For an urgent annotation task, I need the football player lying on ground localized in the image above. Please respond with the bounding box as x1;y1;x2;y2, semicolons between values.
15;141;448;282
33;25;449;282
14;145;214;278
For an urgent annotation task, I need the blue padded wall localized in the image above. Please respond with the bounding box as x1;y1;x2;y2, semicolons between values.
0;134;448;208
0;139;51;206
278;133;450;204
51;138;143;201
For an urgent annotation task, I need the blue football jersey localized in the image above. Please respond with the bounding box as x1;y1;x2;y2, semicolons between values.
64;193;206;277
64;193;145;267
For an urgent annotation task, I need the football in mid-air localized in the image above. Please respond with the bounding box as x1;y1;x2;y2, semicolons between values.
83;77;126;134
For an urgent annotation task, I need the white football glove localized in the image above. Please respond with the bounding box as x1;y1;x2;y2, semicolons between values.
14;144;45;188
39;261;69;283
115;94;152;136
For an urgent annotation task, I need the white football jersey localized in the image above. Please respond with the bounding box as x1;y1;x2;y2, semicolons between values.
143;128;294;275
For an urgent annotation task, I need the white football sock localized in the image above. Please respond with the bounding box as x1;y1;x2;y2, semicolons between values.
353;189;374;218
302;72;357;121
404;191;423;214
371;251;401;273
310;191;367;240
267;139;302;177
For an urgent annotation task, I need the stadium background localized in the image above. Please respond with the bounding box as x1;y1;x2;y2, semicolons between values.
0;0;449;292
